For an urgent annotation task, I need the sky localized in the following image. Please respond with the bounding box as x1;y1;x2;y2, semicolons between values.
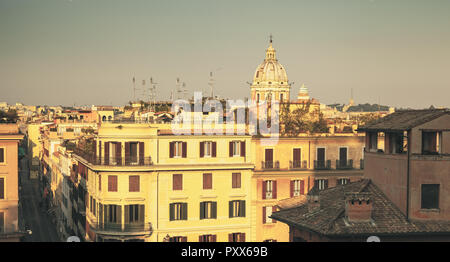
1;0;449;108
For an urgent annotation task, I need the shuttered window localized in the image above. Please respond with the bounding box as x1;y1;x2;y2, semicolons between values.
229;141;245;157
125;204;145;223
129;175;140;192
0;178;4;199
0;148;4;163
173;174;183;190
203;173;212;190
200;201;217;219
262;180;277;199
169;203;188;221
232;173;241;188
290;180;304;197
169;236;187;242
229;233;245;242
0;212;4;233
170;141;187;158
199;235;216;242
229;200;246;218
108;175;118;192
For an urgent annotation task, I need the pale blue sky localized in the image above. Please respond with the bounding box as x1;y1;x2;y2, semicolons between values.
1;0;449;108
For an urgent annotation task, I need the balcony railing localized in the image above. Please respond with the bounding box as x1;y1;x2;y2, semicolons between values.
314;160;331;170
73;148;153;166
289;160;307;170
336;159;354;170
90;222;152;234
261;161;280;170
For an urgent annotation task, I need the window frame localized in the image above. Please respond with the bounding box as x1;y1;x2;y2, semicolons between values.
421;184;440;210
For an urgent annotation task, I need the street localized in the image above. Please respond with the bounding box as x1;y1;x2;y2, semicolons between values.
19;156;60;242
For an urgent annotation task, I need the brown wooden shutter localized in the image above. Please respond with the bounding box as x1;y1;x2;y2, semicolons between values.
99;141;102;159
199;235;203;242
293;148;301;162
182;142;187;158
300;180;305;195
0;149;4;163
262;180;266;199
272;206;277;223
273;180;277;199
116;205;122;224
94;140;97;157
228;233;233;242
181;237;187;242
212;142;217;157
99;175;101;191
182;203;187;220
290;180;294;197
139;142;144;165
240;233;245;242
173;174;182;190
115;142;122;165
169;203;174;221
169;142;174;158
211;235;217;242
0;178;4;199
263;207;266;224
124;205;130;224
203;173;212;189
212;202;217;219
129;176;139;192
229;142;233;157
240;200;246;217
240;141;246;157
200;142;204;158
139;205;145;223
104;142;110;164
125;142;130;165
229;201;233;218
108;176;117;192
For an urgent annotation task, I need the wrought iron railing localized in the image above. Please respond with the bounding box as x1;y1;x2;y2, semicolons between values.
73;148;153;166
90;222;152;234
289;160;307;169
314;160;331;170
261;161;280;170
336;159;354;170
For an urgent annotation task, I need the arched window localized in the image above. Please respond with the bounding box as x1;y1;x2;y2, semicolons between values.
108;116;112;121
102;116;106;121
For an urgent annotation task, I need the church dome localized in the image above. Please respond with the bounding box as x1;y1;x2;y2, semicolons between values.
252;41;288;85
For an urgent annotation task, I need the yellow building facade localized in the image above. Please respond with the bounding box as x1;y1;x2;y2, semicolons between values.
75;123;254;242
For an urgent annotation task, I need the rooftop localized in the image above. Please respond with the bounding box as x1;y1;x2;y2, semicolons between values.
359;109;449;132
271;179;450;237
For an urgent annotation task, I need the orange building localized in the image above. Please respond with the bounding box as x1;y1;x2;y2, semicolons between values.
0;124;24;241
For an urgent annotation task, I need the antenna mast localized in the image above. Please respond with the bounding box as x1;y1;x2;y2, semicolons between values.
208;71;214;98
149;77;157;112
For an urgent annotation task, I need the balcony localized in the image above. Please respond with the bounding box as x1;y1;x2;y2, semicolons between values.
289;160;307;170
261;161;280;170
336;159;354;170
314;160;331;170
90;222;152;236
73;148;153;166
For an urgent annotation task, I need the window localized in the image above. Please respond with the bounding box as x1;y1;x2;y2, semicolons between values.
232;173;241;188
421;184;439;209
125;204;144;223
106;205;121;223
173;174;183;190
169;236;187;242
125;142;138;163
229;233;245;242
129;176;140;192
199;234;216;242
200;201;217;219
170;203;188;221
0;148;4;163
337;178;349;185
98;175;101;191
0;178;4;199
422;131;441;154
315;179;328;190
229;200;246;218
229;141;245;157
170;141;186;158
0;212;3;233
280;93;284;102
292;148;301;168
262;180;277;199
290;180;304;197
200;141;216;158
263;206;277;224
203;173;212;190
108;175;118;192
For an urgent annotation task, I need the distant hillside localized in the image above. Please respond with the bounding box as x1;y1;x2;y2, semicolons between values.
327;103;390;112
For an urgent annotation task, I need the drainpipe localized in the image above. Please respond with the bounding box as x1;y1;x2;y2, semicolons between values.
406;130;410;220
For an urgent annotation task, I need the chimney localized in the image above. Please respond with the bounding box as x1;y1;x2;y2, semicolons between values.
307;186;321;212
345;192;373;222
